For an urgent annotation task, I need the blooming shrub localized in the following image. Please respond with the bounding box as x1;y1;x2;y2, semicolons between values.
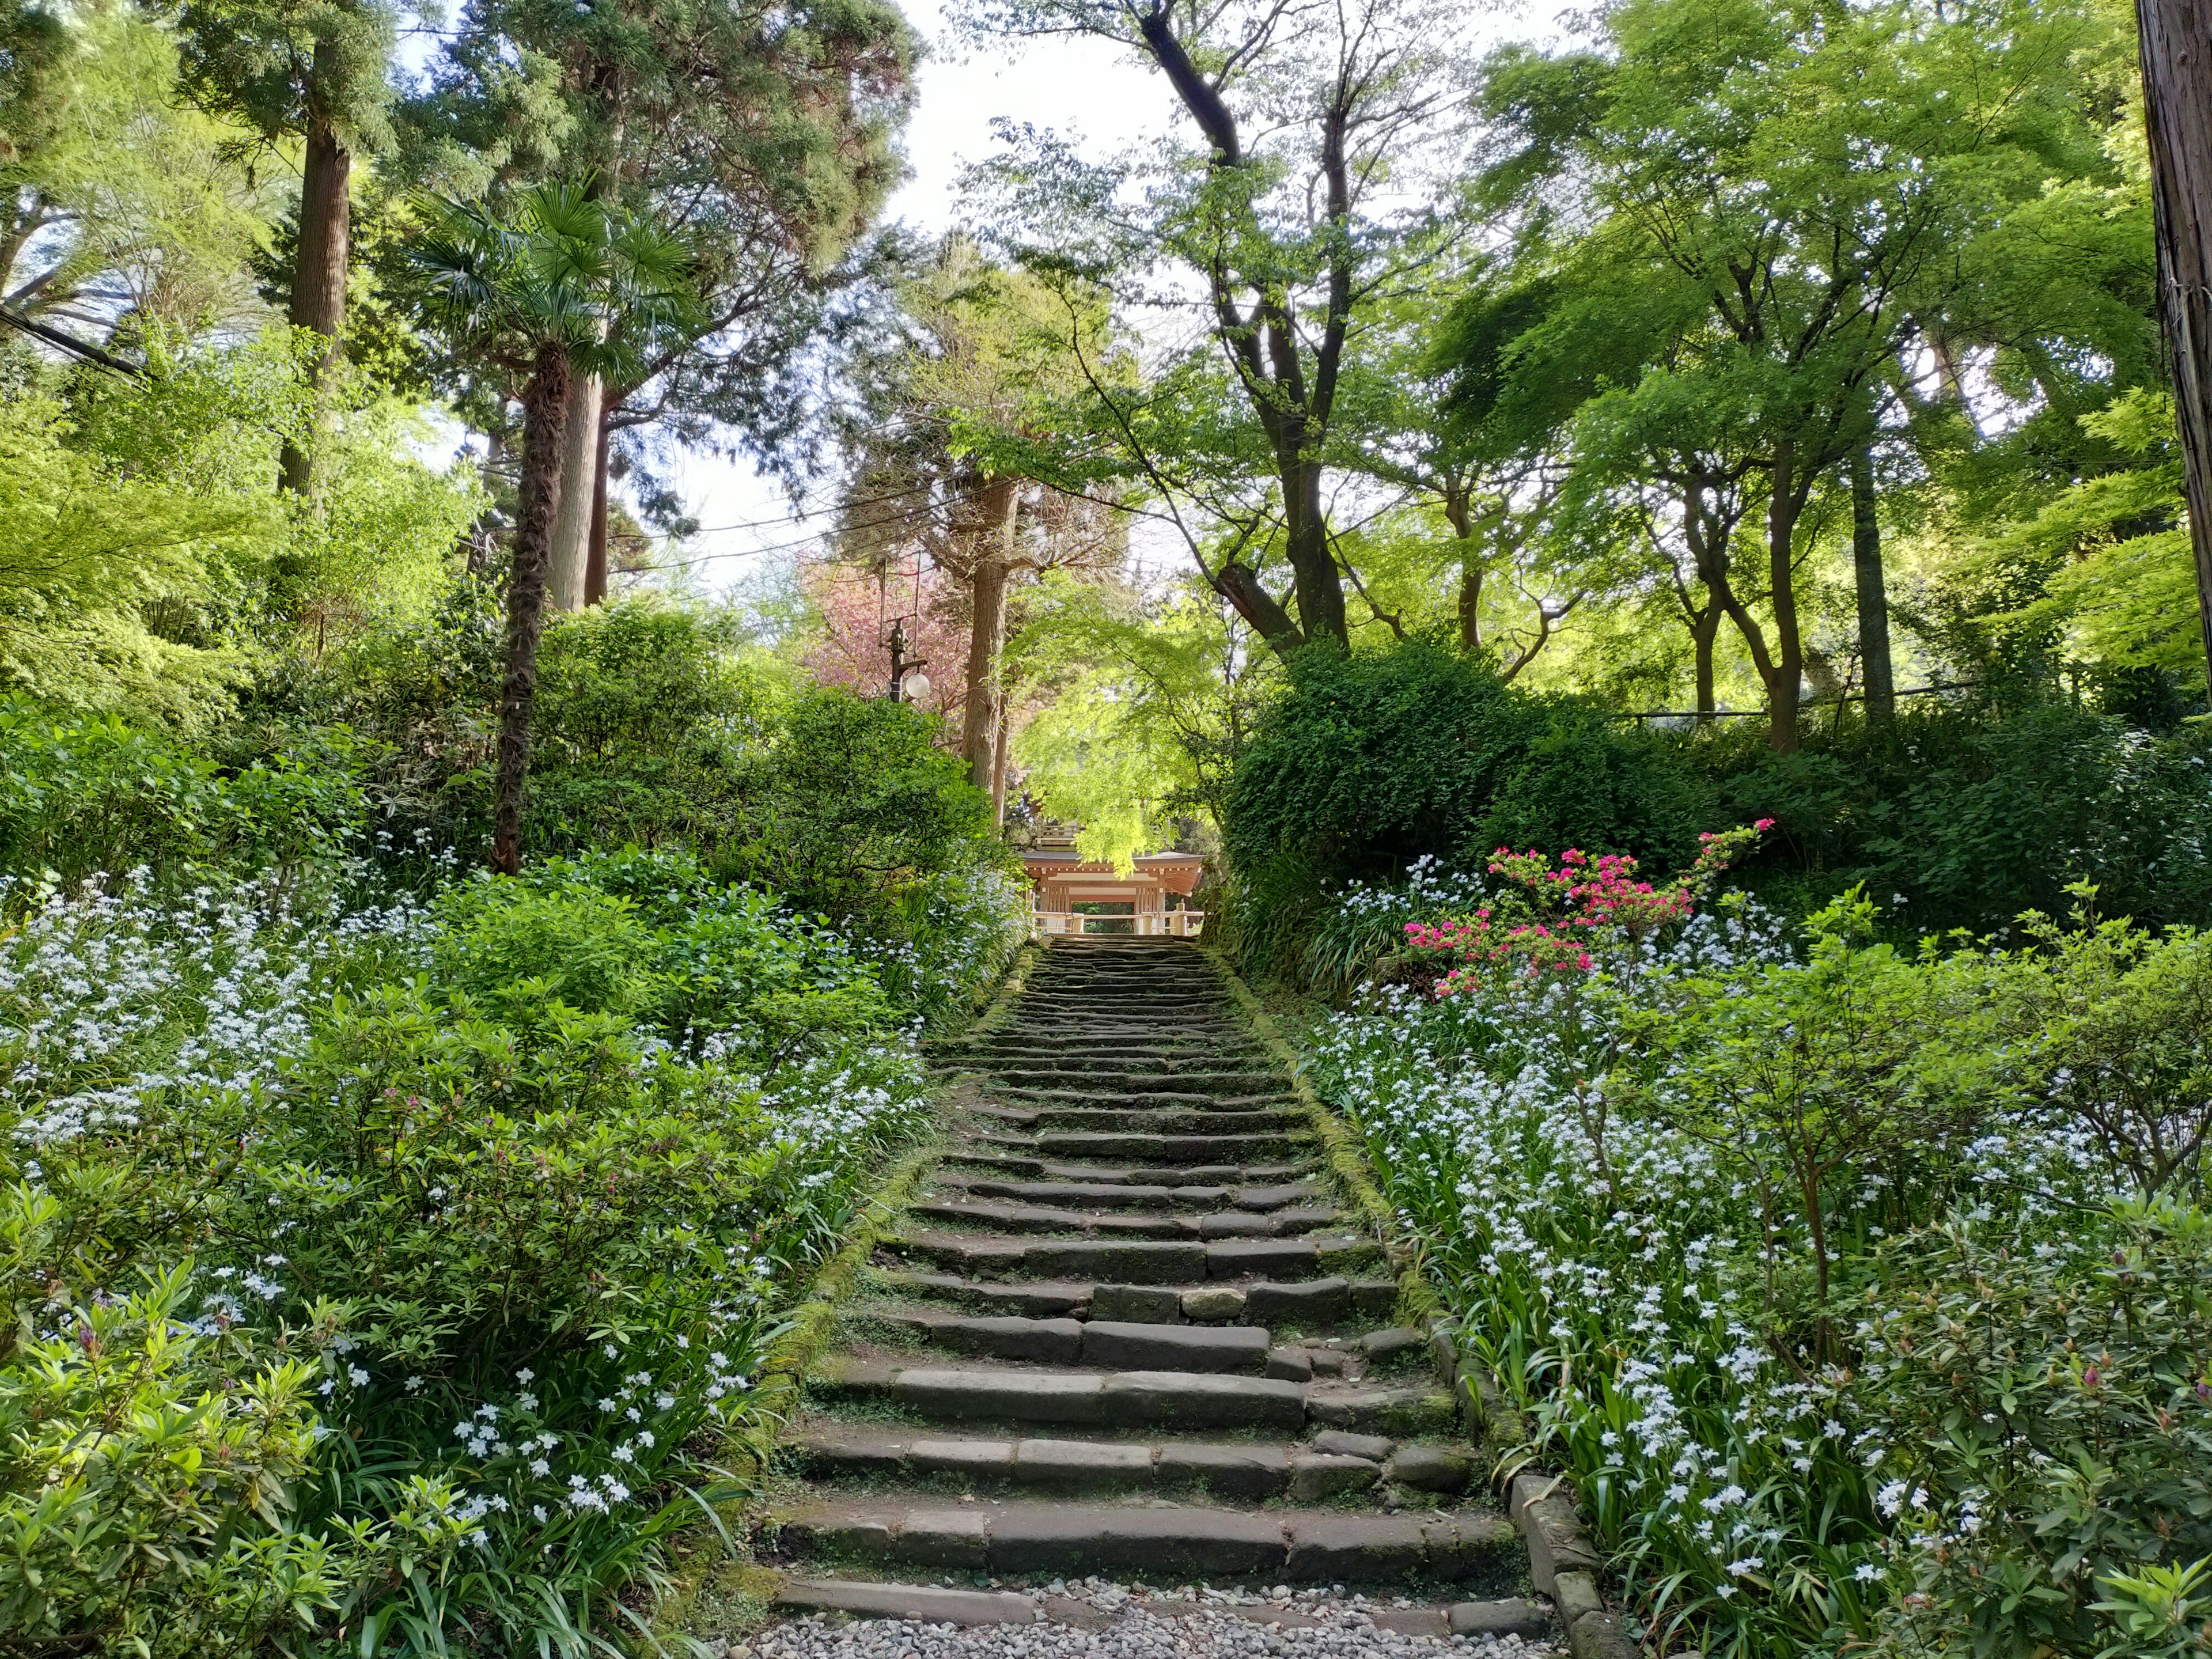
1306;860;2212;1659
0;843;1001;1652
1401;825;1770;987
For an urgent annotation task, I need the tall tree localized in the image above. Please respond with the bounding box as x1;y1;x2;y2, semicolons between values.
1469;0;2138;748
418;0;915;609
832;240;1125;808
173;0;399;493
410;182;696;873
2133;0;2212;695
3;0;274;339
959;0;1474;654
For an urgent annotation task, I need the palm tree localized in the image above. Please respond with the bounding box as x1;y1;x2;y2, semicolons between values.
411;182;698;873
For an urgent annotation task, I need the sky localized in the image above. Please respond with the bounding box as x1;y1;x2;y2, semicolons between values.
641;8;1180;595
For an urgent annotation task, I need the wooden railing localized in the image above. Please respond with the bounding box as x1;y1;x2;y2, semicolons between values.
1033;910;1205;939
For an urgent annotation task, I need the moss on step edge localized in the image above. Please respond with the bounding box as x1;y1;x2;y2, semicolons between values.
645;940;1040;1645
1203;949;1441;1335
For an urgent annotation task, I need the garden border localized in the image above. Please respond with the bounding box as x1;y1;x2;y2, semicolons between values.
647;940;1042;1644
1206;948;1642;1659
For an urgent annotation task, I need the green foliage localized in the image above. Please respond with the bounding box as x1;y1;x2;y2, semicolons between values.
0;391;266;728
0;1243;453;1655
1868;1199;2212;1659
1222;639;1713;975
0;841;970;1652
1312;868;2212;1658
1701;703;2212;934
0;696;364;888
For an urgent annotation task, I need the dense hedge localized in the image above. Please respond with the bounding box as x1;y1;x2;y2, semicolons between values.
1221;641;2212;983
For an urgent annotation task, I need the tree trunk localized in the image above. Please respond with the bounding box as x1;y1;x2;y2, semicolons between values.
1285;454;1349;649
2135;0;2212;696
584;411;611;605
278;74;351;497
547;370;603;612
1765;438;1805;753
963;476;1017;794
1851;441;1896;725
1214;562;1303;652
492;340;571;876
991;691;1012;825
1458;552;1483;653
1693;604;1721;720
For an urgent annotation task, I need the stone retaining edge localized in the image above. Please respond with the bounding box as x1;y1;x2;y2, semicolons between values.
1205;949;1645;1658
649;940;1042;1641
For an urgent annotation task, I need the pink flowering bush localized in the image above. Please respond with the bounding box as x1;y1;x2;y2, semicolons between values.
1402;822;1773;991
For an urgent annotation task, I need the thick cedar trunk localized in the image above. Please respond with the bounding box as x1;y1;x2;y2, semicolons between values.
492;340;571;875
2135;0;2212;694
278;78;351;497
962;476;1017;795
1851;442;1896;725
548;370;603;611
584;412;611;605
1764;438;1805;753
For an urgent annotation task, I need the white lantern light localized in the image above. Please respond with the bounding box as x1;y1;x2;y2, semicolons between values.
900;669;931;703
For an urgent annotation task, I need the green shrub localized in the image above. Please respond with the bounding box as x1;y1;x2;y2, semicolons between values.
0;850;948;1651
0;697;364;891
1220;641;1713;980
1698;703;2212;935
1867;1198;2212;1659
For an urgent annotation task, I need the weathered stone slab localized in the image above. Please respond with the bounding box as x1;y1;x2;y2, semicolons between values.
1098;1370;1306;1431
1154;1442;1291;1499
1090;1283;1184;1322
1387;1444;1474;1494
1244;1277;1351;1328
1288;1452;1382;1501
1082;1321;1270;1373
891;1367;1106;1426
777;1580;1039;1626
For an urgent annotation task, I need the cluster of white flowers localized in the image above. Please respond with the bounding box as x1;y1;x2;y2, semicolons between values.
1;869;431;1148
1306;882;2109;1633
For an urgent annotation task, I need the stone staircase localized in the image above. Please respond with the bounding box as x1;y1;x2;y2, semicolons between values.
760;939;1550;1642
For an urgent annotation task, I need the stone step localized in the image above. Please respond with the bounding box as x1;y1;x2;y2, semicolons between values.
773;1580;1042;1626
977;1131;1313;1164
809;1361;1458;1438
987;1099;1305;1123
936;1173;1324;1212
786;1427;1477;1500
869;1270;1403;1329
940;1154;1313;1187
907;1198;1345;1240
940;1041;1275;1063
858;1309;1275;1372
769;1497;1520;1588
986;1070;1283;1097
882;1230;1385;1283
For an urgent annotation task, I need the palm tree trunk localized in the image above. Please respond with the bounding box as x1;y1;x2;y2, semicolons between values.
492;340;571;874
547;369;603;611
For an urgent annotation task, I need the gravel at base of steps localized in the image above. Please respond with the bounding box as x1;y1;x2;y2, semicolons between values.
738;1582;1562;1659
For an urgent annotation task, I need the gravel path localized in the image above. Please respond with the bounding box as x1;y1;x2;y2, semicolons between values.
736;1582;1562;1659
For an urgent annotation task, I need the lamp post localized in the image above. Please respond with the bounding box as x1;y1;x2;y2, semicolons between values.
887;618;930;704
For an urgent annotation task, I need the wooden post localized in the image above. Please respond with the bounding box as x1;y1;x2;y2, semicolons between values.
2136;0;2212;693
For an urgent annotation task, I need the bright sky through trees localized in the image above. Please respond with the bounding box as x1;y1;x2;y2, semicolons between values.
650;0;1563;593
